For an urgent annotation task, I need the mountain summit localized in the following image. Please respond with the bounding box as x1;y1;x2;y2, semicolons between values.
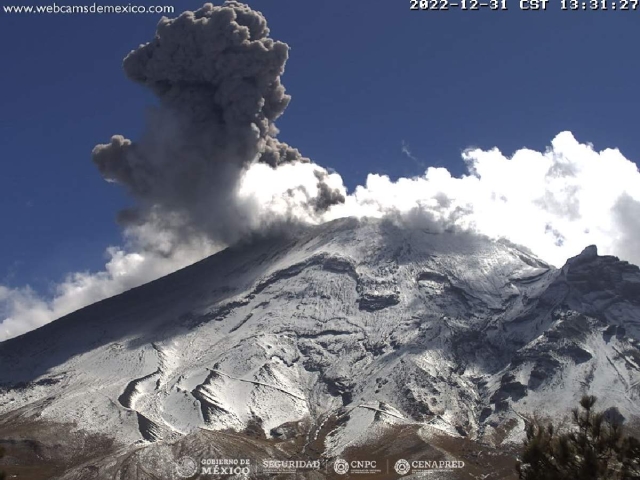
1;217;640;478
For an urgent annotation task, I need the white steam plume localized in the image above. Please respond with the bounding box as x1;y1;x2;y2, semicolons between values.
325;131;640;268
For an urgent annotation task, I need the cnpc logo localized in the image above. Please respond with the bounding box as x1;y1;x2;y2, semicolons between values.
333;458;378;475
333;459;349;475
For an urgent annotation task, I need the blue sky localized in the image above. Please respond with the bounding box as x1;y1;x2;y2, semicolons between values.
1;0;640;295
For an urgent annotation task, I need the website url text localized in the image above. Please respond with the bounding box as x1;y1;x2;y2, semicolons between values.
2;3;175;14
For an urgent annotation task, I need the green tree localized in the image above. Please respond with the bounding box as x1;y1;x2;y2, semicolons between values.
0;445;5;480
516;395;640;480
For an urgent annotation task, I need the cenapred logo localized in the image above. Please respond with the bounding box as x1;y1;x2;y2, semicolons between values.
394;459;411;476
333;458;350;475
175;456;199;478
394;458;465;475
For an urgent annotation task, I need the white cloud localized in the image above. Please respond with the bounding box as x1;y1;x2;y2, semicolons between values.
2;131;640;341
326;131;640;268
0;239;218;341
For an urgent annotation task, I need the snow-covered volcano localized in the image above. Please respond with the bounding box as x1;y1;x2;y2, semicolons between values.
2;217;640;479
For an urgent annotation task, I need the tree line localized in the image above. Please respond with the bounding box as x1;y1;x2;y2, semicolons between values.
516;396;640;479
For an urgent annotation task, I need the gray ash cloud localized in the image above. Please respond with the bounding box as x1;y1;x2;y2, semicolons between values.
92;1;344;251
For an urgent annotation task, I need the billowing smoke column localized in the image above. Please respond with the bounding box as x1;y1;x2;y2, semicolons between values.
92;1;344;252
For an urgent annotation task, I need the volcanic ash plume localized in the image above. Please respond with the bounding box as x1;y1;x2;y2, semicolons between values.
92;1;345;253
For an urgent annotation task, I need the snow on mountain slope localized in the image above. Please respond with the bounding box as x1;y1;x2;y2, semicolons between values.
1;217;640;478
